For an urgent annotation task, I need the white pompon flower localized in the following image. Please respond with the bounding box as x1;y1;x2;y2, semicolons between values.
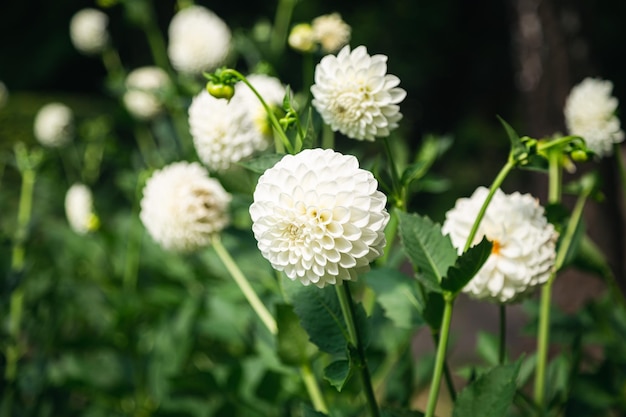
288;23;316;53
311;45;407;141
167;5;231;75
442;187;558;303
564;77;624;157
69;8;109;55
34;102;74;147
250;148;390;288
140;161;231;252
189;74;285;171
123;66;171;120
312;13;351;53
65;183;99;235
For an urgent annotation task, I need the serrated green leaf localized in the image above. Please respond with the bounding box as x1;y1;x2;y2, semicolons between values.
324;359;352;391
276;303;317;366
362;267;425;329
442;237;492;295
397;211;458;292
423;291;445;330
238;153;283;174
452;359;522;417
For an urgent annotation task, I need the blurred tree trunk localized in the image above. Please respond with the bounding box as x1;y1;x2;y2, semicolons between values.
509;0;626;298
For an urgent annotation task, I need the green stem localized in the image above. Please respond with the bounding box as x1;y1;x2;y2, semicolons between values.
382;137;405;210
270;0;297;55
499;304;506;364
140;2;172;73
614;143;626;198
134;125;164;168
211;235;277;334
336;283;381;417
299;363;329;414
430;330;457;401
322;123;334;150
123;174;146;292
424;295;454;417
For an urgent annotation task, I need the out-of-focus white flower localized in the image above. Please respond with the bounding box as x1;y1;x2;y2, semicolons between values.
442;187;558;303
311;45;406;141
288;23;316;53
564;77;624;157
65;183;99;235
312;13;351;53
0;81;8;108
189;74;286;171
140;161;231;252
250;148;389;288
69;8;109;55
123;66;171;120
34;103;74;147
167;5;231;75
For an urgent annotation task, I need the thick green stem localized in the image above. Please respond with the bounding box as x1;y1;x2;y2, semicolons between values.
382;137;406;210
425;295;454;417
270;0;297;55
299;363;329;414
336;283;381;417
499;304;507;364
430;330;457;401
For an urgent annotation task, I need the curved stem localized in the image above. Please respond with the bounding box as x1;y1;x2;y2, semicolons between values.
336;283;381;417
424;295;454;417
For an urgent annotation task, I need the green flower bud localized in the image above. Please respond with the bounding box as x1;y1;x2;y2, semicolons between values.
206;81;234;100
570;149;588;162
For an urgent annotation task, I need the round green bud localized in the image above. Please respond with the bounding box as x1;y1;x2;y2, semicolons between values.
206;82;234;100
570;149;588;162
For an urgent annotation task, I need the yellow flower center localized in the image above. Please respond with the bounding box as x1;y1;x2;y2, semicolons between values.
491;239;501;255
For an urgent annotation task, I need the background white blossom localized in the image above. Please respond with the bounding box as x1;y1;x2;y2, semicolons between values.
311;45;406;141
69;8;109;55
250;148;389;288
65;183;98;235
140;161;231;252
442;187;558;303
123;66;171;120
312;13;351;53
33;102;74;147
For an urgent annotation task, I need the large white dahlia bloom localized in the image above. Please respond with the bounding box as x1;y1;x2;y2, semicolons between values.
312;13;351;53
564;77;624;157
189;74;285;171
442;187;558;303
123;66;171;120
140;161;231;252
33;102;74;147
167;5;231;74
311;45;406;141
250;148;390;287
69;8;109;55
65;183;99;235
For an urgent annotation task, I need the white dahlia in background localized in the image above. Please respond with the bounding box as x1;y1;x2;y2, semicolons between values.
288;23;316;53
69;8;109;55
564;77;624;157
140;161;231;252
234;74;287;138
442;187;558;303
167;5;231;75
311;45;406;141
65;183;99;235
312;13;351;53
123;66;171;120
34;102;74;147
250;148;389;288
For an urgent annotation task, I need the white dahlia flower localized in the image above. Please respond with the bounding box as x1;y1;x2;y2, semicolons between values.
123;66;171;120
167;5;231;75
442;187;558;303
288;23;316;53
189;74;285;171
312;13;351;53
564;77;624;157
69;8;109;55
33;102;74;147
311;45;406;141
140;161;231;252
250;148;390;288
65;183;99;235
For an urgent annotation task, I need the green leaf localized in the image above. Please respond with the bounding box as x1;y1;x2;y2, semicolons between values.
323;359;352;391
475;331;499;366
397;211;458;292
452;359;522;417
497;115;526;162
362;267;425;329
381;409;426;417
276;303;317;366
301;106;316;150
238;153;283;174
442;237;492;295
301;403;329;417
422;291;445;330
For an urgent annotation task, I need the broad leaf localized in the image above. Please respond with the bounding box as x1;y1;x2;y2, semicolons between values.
238;153;283;174
324;359;352;391
422;291;445;331
442;237;492;295
362;267;425;329
397;211;458;292
276;303;317;366
452;359;522;417
497;115;526;162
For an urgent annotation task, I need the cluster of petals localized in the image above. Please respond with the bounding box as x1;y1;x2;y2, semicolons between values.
123;66;171;120
69;8;109;55
140;161;231;253
442;187;558;303
311;45;406;141
189;74;286;171
564;77;624;157
250;148;389;288
65;183;98;235
288;13;351;53
167;5;231;74
34;102;74;147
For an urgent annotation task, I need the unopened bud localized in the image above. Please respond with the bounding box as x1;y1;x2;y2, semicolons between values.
206;81;234;100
